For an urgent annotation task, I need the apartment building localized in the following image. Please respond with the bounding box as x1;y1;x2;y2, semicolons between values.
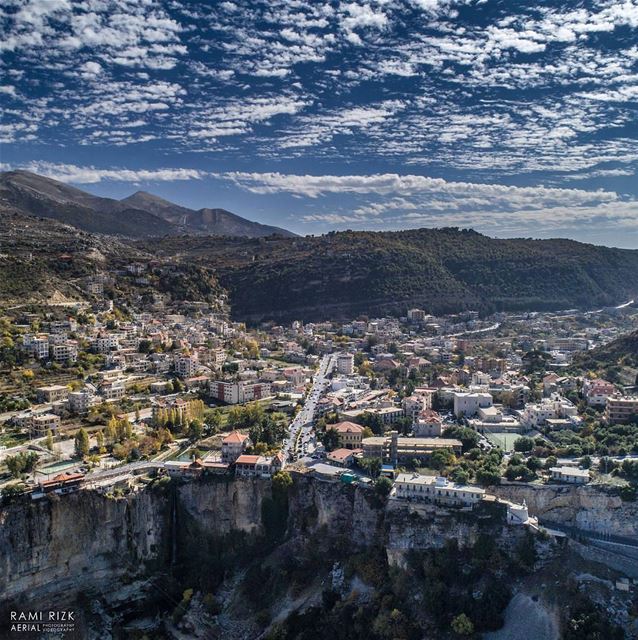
36;385;69;403
209;380;271;405
583;378;616;407
336;353;354;375
51;342;78;364
605;396;638;425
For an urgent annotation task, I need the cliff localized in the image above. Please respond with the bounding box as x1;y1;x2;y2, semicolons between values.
493;482;638;539
1;473;635;640
0;487;170;605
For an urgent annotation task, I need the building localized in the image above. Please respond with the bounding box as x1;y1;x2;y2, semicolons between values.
36;385;69;404
209;380;271;405
176;355;198;378
68;390;94;414
25;335;50;360
336;353;354;375
93;335;119;354
520;394;578;429
549;466;590;484
362;431;462;465
394;473;485;507
605;395;638;424
402;390;434;420
583;378;616;407
453;392;493;418
407;308;427;323
221;430;251;463
329;421;364;449
30;413;61;435
50;342;78;364
234;453;284;477
413;409;443;437
100;379;126;400
326;448;357;467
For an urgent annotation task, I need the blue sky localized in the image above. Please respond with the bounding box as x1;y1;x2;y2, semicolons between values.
1;0;638;247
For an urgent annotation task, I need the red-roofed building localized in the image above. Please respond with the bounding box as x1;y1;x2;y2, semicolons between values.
327;448;359;467
221;431;251;463
329;421;364;449
583;378;616;407
235;453;284;478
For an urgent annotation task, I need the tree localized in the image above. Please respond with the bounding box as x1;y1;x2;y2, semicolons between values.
430;448;456;471
74;428;90;458
375;476;393;497
105;416;117;444
451;613;474;636
359;411;384;435
322;427;341;452
358;456;382;478
544;455;558;470
5;452;39;478
45;429;54;452
514;436;535;453
188;419;204;442
272;470;293;493
526;456;542;472
443;426;480;452
96;429;105;454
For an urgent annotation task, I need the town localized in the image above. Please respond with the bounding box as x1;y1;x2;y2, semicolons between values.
1;273;637;540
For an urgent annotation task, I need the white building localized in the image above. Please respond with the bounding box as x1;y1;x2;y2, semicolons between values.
520;394;578;429
550;466;590;484
583;378;616;407
336;353;354;375
453;392;493;418
395;473;485;507
68;390;94;414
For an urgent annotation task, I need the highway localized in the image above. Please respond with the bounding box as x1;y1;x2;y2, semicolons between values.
283;353;335;462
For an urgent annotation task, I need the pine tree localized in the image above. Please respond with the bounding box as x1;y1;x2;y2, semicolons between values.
96;429;105;453
74;428;90;458
45;429;54;452
106;416;117;444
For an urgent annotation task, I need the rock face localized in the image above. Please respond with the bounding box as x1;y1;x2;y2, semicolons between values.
0;488;169;605
493;482;638;539
3;475;628;611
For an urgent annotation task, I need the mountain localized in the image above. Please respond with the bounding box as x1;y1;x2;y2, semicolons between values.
121;190;296;237
0;170;175;238
139;228;638;322
0;171;295;238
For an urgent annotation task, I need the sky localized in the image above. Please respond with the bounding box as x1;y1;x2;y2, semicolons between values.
1;0;638;247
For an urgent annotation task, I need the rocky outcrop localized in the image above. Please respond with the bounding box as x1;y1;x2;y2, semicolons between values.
0;488;169;605
493;482;638;539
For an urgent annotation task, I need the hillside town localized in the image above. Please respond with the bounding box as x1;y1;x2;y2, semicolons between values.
1;282;637;532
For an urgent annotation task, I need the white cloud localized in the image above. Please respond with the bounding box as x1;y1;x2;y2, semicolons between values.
2;161;206;184
217;171;619;207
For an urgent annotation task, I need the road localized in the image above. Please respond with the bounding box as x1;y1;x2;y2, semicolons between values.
283;353;335;462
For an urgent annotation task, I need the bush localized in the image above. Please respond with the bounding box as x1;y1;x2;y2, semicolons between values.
451;613;474;636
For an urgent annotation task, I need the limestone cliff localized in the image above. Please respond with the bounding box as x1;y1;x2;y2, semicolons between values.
0;487;169;605
493;482;638;539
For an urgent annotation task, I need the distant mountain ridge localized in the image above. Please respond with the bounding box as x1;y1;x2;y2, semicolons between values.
0;170;295;238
